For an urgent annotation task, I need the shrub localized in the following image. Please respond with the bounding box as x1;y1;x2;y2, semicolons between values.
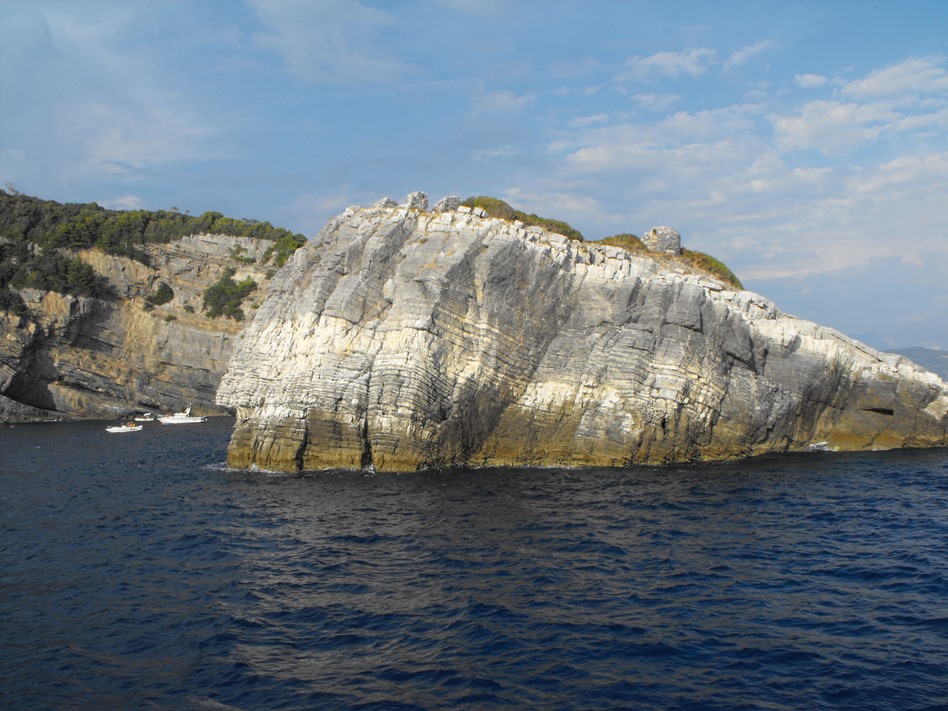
11;250;111;298
262;233;307;267
145;281;174;307
598;233;647;253
0;286;28;315
202;267;257;321
461;196;585;241
679;249;743;289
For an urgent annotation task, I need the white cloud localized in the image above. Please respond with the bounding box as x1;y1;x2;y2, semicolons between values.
562;105;761;174
794;73;829;88
106;195;145;210
724;151;948;280
634;93;680;111
569;113;612;128
473;145;519;162
1;2;227;187
841;56;948;98
470;90;537;115
248;0;412;84
536;55;948;292
773;59;948;159
725;41;776;68
772;100;899;155
280;185;367;237
430;0;505;15
620;48;717;81
503;187;603;228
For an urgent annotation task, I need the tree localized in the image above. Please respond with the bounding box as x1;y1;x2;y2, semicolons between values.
202;268;257;321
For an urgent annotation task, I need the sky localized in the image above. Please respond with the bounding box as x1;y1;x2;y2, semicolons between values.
2;0;947;350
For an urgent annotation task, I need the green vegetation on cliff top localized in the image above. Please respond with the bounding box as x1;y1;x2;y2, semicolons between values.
464;196;742;289
678;249;743;290
0;190;305;262
461;196;585;242
0;189;306;305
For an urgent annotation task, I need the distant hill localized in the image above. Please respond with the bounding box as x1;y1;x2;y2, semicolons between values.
891;347;948;380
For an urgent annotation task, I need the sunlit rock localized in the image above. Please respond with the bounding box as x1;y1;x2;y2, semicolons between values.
217;195;948;472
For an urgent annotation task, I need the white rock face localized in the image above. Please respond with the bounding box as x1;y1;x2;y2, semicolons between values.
218;194;948;472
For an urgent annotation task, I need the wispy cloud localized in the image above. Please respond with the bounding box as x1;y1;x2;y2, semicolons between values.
725;41;776;69
841;56;948;98
248;0;413;85
470;90;538;115
473;145;519;162
620;48;717;81
503;187;603;226
430;0;506;16
106;195;145;211
533;53;948;291
772;100;899;154
794;73;829;88
775;57;948;157
0;2;227;188
634;93;681;111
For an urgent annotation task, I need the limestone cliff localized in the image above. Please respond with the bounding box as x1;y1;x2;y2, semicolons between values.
0;234;274;421
218;193;948;472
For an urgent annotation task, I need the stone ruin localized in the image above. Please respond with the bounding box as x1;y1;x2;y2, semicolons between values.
642;226;681;256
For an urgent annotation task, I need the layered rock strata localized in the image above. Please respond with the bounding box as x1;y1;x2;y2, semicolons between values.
218;195;948;472
1;234;273;421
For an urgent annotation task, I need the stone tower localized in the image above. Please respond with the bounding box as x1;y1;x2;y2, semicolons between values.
643;226;681;255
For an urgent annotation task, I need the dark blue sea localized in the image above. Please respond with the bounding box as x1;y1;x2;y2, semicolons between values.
2;417;947;710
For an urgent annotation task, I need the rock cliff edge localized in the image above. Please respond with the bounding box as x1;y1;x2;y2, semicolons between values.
218;194;948;471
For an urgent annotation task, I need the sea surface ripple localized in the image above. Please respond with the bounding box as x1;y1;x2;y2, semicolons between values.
2;418;947;709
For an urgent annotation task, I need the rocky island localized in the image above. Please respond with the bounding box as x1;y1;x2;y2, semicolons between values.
218;192;948;472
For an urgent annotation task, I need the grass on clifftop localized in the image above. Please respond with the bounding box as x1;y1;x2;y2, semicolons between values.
460;196;743;290
598;233;648;253
678;249;743;290
461;196;585;242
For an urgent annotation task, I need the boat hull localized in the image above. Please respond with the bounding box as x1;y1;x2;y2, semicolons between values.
157;407;207;424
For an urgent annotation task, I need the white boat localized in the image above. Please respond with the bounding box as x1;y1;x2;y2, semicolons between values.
135;412;156;421
106;423;143;433
158;407;207;424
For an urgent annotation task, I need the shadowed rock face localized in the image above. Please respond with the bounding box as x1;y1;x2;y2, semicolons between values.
218;198;948;472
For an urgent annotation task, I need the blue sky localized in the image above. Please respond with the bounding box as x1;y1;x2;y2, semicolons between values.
2;0;947;349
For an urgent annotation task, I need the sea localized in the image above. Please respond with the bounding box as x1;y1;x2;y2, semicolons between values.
2;417;947;710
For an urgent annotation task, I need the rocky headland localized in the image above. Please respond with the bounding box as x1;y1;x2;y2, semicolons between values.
0;233;277;422
217;192;948;472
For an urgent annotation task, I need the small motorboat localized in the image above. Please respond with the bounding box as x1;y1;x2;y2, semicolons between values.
158;406;207;424
134;412;156;422
106;421;143;433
